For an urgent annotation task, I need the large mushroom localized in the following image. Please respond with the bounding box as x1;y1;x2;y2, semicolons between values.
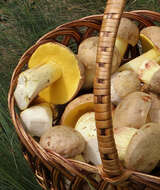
115;17;139;58
124;123;160;173
119;26;160;94
14;42;84;110
78;37;121;89
77;18;139;89
111;70;141;105
113;92;152;129
75;112;160;173
40;125;86;158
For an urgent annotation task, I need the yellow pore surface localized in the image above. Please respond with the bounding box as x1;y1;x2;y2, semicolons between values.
62;102;94;128
140;34;155;53
28;43;81;104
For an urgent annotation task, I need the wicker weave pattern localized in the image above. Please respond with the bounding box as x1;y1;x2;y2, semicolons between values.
8;2;160;189
94;0;125;177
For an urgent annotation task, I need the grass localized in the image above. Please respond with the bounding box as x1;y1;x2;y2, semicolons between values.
0;0;160;189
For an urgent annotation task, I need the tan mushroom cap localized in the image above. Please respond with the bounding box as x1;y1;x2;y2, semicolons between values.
117;17;139;46
113;92;152;129
40;125;86;158
28;42;84;105
61;93;94;127
140;26;160;52
78;36;121;73
125;123;160;173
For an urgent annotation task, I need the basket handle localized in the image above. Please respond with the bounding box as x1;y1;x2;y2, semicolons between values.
94;0;126;177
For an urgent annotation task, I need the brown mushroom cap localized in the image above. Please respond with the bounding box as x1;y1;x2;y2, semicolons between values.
125;122;160;173
40;125;85;158
78;37;121;88
140;26;160;51
111;70;141;105
117;18;139;46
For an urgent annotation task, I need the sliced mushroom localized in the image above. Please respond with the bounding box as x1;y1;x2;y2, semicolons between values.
14;42;84;110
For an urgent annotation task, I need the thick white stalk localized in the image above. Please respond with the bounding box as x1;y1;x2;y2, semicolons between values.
14;62;62;110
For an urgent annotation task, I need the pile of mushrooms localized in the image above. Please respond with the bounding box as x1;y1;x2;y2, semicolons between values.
14;17;160;174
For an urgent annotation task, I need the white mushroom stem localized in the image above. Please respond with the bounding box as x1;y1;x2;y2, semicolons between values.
119;49;160;75
14;62;62;110
114;127;138;161
115;37;128;58
20;103;53;137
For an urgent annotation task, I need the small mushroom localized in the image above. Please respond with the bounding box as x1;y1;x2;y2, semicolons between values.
61;93;94;127
20;103;52;137
77;36;121;89
119;26;160;94
111;70;141;105
40;125;85;158
75;112;101;165
113;92;152;129
14;42;84;110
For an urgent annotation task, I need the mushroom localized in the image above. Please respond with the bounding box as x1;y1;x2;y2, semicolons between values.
111;70;141;105
77;36;121;89
20;103;52;137
115;17;139;58
61;93;94;127
140;26;160;53
40;125;85;158
75;112;101;165
124;123;160;173
77;18;139;89
113;92;152;129
149;92;160;124
119;26;160;94
76;111;160;172
14;42;84;110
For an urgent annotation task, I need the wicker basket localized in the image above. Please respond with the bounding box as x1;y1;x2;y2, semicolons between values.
8;0;160;189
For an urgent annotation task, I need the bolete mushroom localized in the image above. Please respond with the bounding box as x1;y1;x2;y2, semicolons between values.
111;70;141;105
61;93;94;127
149;93;160;124
115;17;139;58
76;112;160;172
20;103;52;137
14;42;84;110
124;123;160;173
77;36;121;89
40;125;85;158
113;92;152;129
75;112;101;165
119;26;160;94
